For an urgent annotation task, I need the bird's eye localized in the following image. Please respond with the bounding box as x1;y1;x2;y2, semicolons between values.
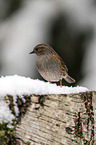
35;48;39;51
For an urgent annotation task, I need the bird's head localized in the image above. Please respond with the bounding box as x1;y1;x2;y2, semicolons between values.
29;44;52;56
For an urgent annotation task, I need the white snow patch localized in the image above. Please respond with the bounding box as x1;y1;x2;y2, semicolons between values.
0;75;89;122
0;75;88;96
0;100;14;122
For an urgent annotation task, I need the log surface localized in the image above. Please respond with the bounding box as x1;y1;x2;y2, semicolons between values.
16;91;96;145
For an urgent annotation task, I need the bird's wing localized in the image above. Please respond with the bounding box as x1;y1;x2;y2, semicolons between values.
50;50;68;73
58;55;68;72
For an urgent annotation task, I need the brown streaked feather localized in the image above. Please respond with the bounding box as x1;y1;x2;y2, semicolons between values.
50;47;68;73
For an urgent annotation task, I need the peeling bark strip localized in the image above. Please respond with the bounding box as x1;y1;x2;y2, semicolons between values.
15;91;95;145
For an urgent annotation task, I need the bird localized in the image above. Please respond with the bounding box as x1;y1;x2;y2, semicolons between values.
29;44;75;87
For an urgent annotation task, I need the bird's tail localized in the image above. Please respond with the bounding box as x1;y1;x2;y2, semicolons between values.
64;75;76;83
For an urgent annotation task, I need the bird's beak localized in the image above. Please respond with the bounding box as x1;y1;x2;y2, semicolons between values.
29;50;34;54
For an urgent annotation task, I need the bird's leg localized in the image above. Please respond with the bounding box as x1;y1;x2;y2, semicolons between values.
60;79;62;87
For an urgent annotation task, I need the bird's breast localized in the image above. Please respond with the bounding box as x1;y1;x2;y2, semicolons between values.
36;55;63;82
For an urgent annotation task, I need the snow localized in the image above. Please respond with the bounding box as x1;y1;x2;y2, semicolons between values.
0;75;88;123
0;75;88;96
0;100;14;122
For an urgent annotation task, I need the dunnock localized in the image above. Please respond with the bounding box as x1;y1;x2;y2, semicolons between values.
30;44;75;87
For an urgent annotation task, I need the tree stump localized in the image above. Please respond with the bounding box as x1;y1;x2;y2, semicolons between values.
14;91;96;145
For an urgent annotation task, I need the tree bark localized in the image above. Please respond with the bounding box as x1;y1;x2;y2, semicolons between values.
15;91;96;145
